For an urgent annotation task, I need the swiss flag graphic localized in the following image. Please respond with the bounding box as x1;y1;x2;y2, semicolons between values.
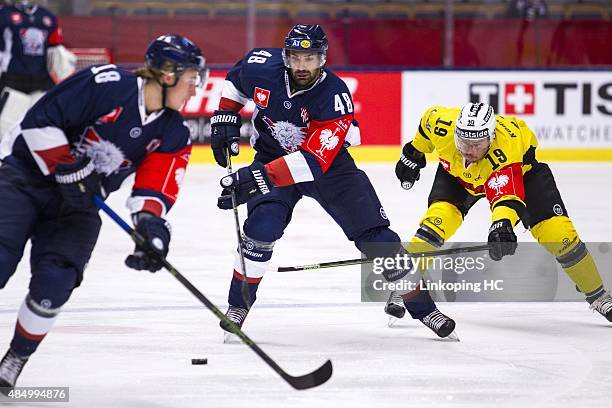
254;87;270;109
505;83;535;115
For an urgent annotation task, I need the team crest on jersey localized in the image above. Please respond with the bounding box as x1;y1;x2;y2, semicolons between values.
262;116;306;152
42;16;52;27
254;87;270;109
77;128;128;175
20;28;47;56
486;174;510;196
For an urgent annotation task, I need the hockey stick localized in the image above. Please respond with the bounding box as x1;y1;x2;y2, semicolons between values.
275;244;491;272
93;196;333;390
225;146;251;308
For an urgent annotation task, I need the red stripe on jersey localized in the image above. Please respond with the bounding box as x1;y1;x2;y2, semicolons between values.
300;114;352;173
133;145;192;205
457;178;485;195
484;163;525;207
233;270;263;283
16;321;46;341
264;158;294;187
38;144;74;174
218;97;244;112
48;24;63;46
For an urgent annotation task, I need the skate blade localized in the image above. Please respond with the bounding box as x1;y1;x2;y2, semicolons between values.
445;331;460;342
223;331;241;344
387;316;398;327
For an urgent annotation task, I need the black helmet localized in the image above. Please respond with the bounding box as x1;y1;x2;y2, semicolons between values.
282;24;328;68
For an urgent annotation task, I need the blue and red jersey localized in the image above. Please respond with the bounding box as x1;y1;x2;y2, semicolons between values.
219;48;361;186
1;65;192;217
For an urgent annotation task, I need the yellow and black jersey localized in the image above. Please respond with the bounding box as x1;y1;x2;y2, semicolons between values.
411;106;539;225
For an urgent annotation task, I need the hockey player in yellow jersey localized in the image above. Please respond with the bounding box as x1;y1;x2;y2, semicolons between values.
387;102;612;325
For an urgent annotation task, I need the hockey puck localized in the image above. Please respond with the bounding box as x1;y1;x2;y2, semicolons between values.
191;358;208;365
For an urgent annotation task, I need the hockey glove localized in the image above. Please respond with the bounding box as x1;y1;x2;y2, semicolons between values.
487;218;518;261
125;212;171;273
218;162;273;210
210;110;241;168
395;142;426;190
55;155;102;210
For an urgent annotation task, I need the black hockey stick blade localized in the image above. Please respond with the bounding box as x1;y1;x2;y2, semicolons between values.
276;244;491;272
282;359;333;390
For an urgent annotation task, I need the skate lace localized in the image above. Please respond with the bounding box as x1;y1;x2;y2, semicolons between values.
226;306;249;325
421;310;447;331
590;291;612;315
0;351;27;383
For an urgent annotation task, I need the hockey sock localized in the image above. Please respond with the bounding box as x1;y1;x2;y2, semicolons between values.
228;272;261;309
10;295;60;357
227;234;274;309
400;285;436;320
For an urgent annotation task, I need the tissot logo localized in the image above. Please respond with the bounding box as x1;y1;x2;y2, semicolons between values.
470;81;612;116
470;82;535;115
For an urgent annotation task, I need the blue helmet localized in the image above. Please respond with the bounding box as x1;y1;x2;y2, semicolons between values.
145;34;206;77
282;24;328;68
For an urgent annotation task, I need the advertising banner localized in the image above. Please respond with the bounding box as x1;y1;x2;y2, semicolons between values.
180;70;402;146
402;71;612;150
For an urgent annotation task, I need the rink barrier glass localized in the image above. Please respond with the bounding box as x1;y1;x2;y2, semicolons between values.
360;242;612;302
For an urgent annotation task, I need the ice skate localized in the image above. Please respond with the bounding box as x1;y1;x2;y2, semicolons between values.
384;291;406;327
220;305;249;343
420;309;459;341
0;349;28;393
589;291;612;322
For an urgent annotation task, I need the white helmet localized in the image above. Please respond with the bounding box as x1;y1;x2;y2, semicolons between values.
454;103;496;162
455;102;496;143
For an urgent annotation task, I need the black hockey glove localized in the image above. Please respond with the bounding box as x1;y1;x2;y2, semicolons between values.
210;110;241;168
395;142;426;190
55;155;102;210
487;219;518;261
217;162;273;210
125;212;171;273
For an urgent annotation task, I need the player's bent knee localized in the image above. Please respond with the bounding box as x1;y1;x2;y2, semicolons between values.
418;201;463;243
353;226;401;258
244;202;290;242
29;257;79;308
530;216;581;259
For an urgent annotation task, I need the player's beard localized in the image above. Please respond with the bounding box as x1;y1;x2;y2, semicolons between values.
290;68;321;90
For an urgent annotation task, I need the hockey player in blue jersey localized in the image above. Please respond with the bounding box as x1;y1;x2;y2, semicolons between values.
0;1;76;139
0;34;206;389
210;24;456;341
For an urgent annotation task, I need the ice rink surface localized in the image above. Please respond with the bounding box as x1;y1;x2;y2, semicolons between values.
1;161;611;407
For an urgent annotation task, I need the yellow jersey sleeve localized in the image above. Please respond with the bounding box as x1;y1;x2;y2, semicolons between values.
411;106;461;154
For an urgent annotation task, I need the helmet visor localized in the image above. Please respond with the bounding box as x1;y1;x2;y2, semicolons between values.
455;134;491;162
283;50;325;70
